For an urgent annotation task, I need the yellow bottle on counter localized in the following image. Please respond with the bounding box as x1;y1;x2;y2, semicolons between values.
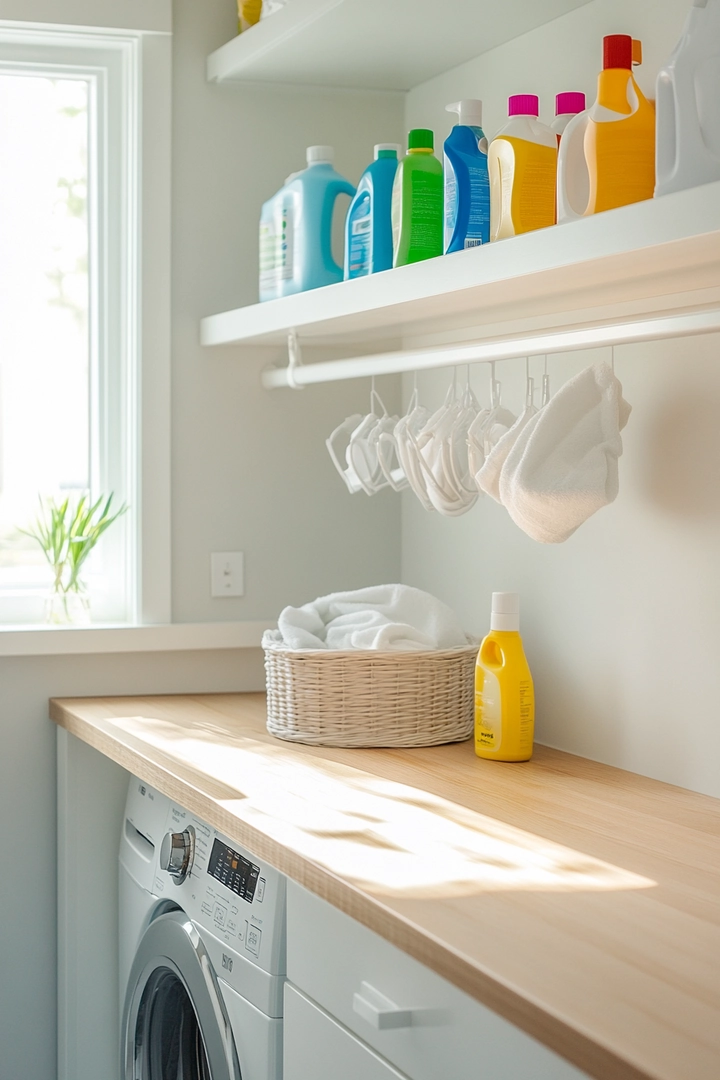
475;592;534;762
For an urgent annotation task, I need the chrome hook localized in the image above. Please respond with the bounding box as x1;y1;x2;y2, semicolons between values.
525;357;534;409
541;355;550;407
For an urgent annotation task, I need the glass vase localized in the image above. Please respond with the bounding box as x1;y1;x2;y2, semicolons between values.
45;588;91;626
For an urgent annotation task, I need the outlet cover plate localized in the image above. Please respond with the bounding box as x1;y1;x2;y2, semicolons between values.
211;552;244;598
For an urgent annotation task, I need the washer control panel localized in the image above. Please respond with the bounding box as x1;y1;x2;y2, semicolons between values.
206;837;259;902
151;799;286;980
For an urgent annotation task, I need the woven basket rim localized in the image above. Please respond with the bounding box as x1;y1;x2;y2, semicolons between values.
262;635;479;659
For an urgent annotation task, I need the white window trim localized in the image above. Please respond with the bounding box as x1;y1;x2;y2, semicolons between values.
0;11;171;627
0;1;171;35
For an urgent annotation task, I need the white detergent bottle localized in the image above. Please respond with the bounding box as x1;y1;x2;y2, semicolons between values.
655;0;720;197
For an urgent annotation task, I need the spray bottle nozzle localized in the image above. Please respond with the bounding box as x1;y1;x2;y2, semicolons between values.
446;99;484;128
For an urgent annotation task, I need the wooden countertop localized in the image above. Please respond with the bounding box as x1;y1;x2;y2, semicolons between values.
50;693;720;1080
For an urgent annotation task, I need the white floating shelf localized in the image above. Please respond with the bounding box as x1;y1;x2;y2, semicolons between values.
201;182;720;354
207;0;592;91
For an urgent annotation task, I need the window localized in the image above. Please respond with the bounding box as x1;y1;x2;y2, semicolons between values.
0;20;170;626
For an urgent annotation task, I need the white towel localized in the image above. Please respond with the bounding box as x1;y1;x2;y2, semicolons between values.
499;362;631;543
475;403;538;503
266;584;468;652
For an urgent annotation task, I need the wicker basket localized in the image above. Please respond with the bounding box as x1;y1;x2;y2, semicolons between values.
263;631;478;748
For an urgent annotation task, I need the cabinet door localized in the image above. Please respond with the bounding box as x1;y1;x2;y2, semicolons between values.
287;881;589;1080
284;983;409;1080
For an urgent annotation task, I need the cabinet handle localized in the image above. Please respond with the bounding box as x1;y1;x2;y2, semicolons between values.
352;981;414;1030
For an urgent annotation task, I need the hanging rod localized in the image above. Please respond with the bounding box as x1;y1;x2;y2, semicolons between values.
261;308;720;390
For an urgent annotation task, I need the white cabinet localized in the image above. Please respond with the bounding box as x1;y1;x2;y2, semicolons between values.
284;983;409;1080
285;882;590;1080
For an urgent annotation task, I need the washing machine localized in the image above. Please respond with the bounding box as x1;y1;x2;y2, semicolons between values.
119;775;285;1079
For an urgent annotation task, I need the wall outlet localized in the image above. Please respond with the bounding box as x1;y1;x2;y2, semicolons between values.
211;552;244;597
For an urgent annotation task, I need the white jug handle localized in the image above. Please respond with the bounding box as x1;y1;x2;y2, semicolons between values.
557;110;590;223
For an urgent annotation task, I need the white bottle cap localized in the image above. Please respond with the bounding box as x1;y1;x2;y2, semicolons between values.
306;145;334;165
490;592;520;631
446;99;484;128
374;143;401;158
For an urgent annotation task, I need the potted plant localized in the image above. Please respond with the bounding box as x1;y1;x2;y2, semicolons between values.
20;493;127;624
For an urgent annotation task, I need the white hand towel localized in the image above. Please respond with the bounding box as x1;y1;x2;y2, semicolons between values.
475;403;538;503
499;362;631;543
268;584;468;652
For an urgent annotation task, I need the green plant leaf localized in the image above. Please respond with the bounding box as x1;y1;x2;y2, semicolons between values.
17;491;128;594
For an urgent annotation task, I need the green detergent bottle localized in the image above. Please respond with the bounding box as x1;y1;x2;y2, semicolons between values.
392;129;443;267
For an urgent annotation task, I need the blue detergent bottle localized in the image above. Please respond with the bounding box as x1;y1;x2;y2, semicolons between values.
344;143;400;280
443;100;490;253
258;145;355;301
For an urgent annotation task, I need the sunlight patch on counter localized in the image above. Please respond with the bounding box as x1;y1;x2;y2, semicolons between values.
115;715;656;899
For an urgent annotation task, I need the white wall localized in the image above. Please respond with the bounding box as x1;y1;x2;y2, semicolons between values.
170;0;404;622
402;0;720;798
0;2;404;1076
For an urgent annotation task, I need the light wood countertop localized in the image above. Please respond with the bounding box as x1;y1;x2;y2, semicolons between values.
50;693;720;1080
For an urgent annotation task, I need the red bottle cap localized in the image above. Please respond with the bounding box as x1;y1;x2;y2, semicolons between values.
508;94;539;117
555;92;586;115
603;34;633;70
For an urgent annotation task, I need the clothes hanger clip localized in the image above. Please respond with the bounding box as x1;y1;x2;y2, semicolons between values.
286;329;304;390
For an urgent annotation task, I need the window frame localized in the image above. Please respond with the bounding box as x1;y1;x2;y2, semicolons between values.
0;16;171;626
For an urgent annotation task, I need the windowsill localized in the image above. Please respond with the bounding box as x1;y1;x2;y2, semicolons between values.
0;620;273;657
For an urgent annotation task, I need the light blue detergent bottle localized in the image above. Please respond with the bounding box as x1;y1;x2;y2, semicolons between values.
443;100;490;253
344;143;400;279
258;145;355;302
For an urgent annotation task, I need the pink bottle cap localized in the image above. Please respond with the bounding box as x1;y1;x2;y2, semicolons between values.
508;94;539;117
555;92;586;115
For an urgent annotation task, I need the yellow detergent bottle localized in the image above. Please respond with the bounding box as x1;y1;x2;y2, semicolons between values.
557;35;655;221
475;593;534;762
488;95;557;240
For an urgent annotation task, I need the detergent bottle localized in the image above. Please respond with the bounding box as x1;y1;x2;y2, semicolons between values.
392;129;443;267
557;35;655;222
344;144;400;279
488;95;557;241
443;100;490;253
551;92;586;144
553;93;588;221
258;145;355;301
655;0;720;197
475;593;535;762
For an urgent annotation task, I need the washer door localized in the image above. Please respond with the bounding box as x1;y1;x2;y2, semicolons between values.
123;908;241;1080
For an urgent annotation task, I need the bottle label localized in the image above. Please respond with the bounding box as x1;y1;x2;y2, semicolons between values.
444;152;490;249
475;668;501;751
466;160;490;244
410;169;442;253
259;220;276;290
444;155;458;251
518;679;533;751
259;200;294;291
347;202;371;277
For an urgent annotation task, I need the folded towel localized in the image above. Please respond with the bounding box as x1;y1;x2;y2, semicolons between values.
499;362;631;543
266;584;468;652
